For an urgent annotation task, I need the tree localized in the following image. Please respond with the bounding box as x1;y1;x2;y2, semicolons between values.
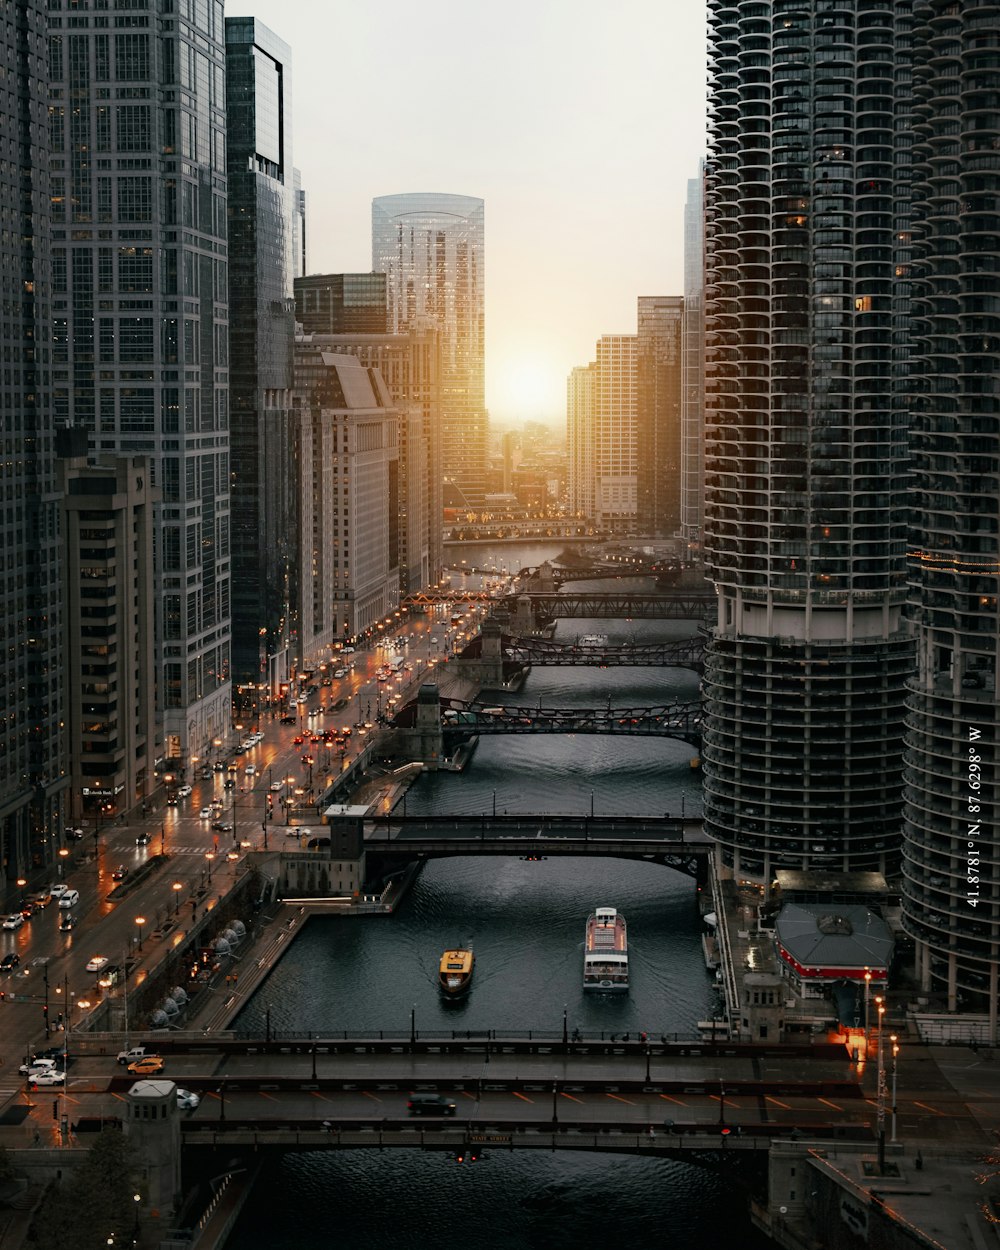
29;1130;140;1250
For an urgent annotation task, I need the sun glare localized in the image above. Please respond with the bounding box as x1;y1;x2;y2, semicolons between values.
497;358;559;418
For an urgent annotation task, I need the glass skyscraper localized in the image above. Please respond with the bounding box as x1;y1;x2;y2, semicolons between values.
48;0;231;768
372;193;485;507
226;17;297;705
702;1;915;880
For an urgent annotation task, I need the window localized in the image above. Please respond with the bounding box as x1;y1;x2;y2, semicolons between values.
115;105;150;152
114;33;149;80
118;318;153;361
118;247;153;293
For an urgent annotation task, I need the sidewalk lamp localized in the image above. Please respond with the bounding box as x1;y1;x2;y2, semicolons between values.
890;1033;899;1143
132;1192;141;1244
205;851;215;883
875;995;886;1172
57;848;70;878
134;916;145;952
172;881;183;915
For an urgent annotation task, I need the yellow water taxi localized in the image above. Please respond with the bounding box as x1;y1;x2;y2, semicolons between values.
438;948;474;995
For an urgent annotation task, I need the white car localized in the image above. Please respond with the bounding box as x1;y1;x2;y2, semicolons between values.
28;1069;65;1086
176;1088;200;1110
19;1057;60;1076
245;764;256;776
2;914;24;930
49;883;69;898
333;668;347;679
198;807;212;819
269;781;284;792
177;785;193;798
85;955;109;973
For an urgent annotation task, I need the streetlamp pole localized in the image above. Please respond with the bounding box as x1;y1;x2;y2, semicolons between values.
875;996;886;1173
135;916;145;953
132;1193;141;1246
863;968;872;1057
562;1003;567;1046
890;1033;899;1144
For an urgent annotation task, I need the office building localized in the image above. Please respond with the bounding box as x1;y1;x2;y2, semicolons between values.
295;273;388;335
60;446;158;823
567;364;596;524
682;168;706;551
0;0;68;874
292;346;400;654
48;0;231;768
594;335;638;534
372;193;486;507
903;0;999;1033
702;2;914;880
226;18;297;705
636;296;684;538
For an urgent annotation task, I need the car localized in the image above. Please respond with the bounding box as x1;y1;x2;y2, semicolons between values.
176;1088;200;1110
342;645;355;654
430;636;439;644
245;765;256;776
85;956;109;973
34;1046;67;1062
279;715;297;725
59;915;76;932
2;914;24;930
166;794;179;806
49;883;69;898
29;1070;65;1087
198;808;212;819
135;831;152;846
0;953;19;972
406;1093;457;1116
270;781;284;792
320;678;332;687
213;761;225;771
177;785;193;798
19;1057;59;1076
223;778;236;789
27;891;52;909
333;668;347;679
293;735;304;745
211;822;233;833
127;1056;164;1075
65;826;85;841
111;865;128;882
19;906;33;921
198;769;212;780
58;889;79;908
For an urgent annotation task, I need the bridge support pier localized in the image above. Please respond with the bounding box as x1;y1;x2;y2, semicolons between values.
392;682;444;769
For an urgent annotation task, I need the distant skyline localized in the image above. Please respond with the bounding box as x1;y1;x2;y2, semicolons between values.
230;0;707;427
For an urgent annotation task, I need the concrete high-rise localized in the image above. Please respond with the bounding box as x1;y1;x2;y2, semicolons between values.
903;0;999;1034
636;296;684;538
0;1;68;873
48;0;231;768
595;335;638;535
566;364;596;524
226;18;297;706
702;2;915;880
372;193;486;507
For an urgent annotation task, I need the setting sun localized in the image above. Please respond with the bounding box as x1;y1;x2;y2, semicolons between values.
491;355;562;424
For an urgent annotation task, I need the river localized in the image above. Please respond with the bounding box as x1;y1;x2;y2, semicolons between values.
226;544;772;1250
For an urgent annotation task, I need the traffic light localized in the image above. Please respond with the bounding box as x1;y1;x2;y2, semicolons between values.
454;1150;465;1164
720;1125;731;1139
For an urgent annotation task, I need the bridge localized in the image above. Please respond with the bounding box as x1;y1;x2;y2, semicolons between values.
390;697;703;747
494;590;716;621
457;632;705;671
361;814;709;879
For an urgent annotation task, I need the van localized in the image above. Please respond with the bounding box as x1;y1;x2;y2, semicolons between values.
407;1093;457;1116
58;890;79;909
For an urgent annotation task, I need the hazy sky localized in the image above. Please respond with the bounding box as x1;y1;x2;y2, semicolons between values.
230;0;708;427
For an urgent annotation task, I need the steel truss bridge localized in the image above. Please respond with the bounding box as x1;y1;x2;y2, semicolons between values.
481;633;705;670
495;591;716;620
390;698;703;746
362;815;709;879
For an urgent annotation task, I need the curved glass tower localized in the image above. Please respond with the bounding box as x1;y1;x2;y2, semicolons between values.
372;193;485;506
702;2;915;880
903;0;999;1033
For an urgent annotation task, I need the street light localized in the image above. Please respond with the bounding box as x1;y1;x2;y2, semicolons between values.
890;1033;899;1143
58;847;70;878
205;851;215;883
863;968;872;1057
134;916;145;952
132;1192;141;1245
875;995;886;1173
172;881;183;915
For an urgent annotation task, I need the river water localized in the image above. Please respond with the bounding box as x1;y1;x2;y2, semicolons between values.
227;545;771;1250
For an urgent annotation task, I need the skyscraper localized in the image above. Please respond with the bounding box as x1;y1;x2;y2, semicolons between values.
595;335;638;535
636;296;684;538
295;274;387;335
566;364;596;524
226;18;297;705
903;0;999;1033
1;0;68;872
48;0;231;768
702;2;914;880
372;193;486;507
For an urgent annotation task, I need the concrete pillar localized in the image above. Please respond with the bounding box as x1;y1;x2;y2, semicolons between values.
124;1078;182;1220
513;595;535;637
478;616;505;688
415;682;443;767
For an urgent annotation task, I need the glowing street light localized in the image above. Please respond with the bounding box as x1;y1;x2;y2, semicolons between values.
135;915;146;952
172;881;183;914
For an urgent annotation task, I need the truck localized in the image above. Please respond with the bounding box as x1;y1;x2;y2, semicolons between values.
116;1045;149;1066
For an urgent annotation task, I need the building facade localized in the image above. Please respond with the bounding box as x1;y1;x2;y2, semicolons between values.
636;296;684;538
0;0;68;876
702;1;915;880
48;0;232;768
594;335;638;534
225;17;297;707
903;0;999;1033
60;448;158;823
372;193;486;508
295;273;388;335
291;346;400;658
566;364;596;524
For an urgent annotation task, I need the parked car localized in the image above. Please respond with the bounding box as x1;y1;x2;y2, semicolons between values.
29;1070;66;1086
19;1057;59;1076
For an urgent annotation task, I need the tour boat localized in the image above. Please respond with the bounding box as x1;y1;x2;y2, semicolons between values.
580;633;609;647
583;906;629;992
438;948;474;995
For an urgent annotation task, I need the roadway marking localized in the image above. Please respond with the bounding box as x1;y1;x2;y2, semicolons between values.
109;1093;127;1102
361;1091;382;1103
817;1098;843;1112
605;1093;636;1107
257;1092;279;1102
659;1094;688;1106
765;1096;791;1110
308;1092;331;1101
560;1092;585;1104
710;1095;741;1108
512;1091;534;1104
913;1101;947;1116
